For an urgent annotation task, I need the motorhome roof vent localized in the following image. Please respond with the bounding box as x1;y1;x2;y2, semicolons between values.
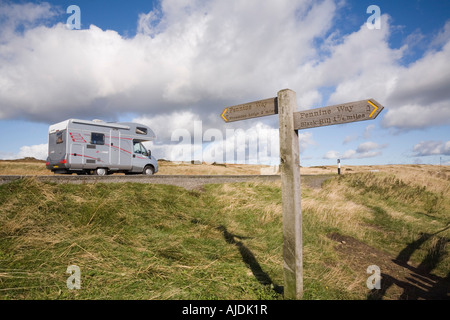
92;119;104;123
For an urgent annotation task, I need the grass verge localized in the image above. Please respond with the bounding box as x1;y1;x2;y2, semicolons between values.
0;170;448;300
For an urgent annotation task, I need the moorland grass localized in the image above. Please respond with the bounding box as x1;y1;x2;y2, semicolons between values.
0;169;448;300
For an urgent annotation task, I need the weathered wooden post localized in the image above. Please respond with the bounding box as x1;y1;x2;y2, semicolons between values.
277;89;303;299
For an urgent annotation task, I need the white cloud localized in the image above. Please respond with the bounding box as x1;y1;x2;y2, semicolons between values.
0;151;16;160
324;141;386;160
412;140;450;157
341;149;358;159
381;102;450;130
0;0;449;157
381;40;450;130
0;0;339;123
0;143;48;160
299;131;316;151
342;124;376;144
17;143;48;160
315;15;403;104
308;15;450;131
432;21;450;48
356;141;386;153
343;134;358;144
363;124;375;139
0;1;60;40
133;111;202;142
324;150;340;159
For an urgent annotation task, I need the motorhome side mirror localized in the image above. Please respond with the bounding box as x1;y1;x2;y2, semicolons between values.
148;151;151;158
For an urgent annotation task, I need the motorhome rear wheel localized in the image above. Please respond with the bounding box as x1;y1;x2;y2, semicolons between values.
95;168;108;176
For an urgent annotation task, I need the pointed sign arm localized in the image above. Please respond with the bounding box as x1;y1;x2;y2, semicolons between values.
293;99;384;130
220;97;278;122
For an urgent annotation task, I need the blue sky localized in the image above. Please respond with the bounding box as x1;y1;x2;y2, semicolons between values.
0;0;449;166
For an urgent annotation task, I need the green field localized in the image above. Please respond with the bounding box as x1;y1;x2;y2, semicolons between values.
0;170;448;300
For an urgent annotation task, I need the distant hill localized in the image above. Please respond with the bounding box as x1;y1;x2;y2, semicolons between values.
0;157;46;163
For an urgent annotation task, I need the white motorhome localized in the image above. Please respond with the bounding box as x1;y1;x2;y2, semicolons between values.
46;119;158;175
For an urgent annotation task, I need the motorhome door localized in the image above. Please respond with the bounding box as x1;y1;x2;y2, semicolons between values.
109;129;120;167
132;140;150;171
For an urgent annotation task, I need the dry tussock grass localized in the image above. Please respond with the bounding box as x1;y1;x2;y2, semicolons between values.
157;162;269;175
214;182;281;214
0;161;48;175
340;164;449;194
302;193;370;240
259;203;282;224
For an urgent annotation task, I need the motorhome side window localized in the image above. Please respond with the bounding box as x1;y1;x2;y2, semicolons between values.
136;127;147;135
91;132;105;145
56;131;63;144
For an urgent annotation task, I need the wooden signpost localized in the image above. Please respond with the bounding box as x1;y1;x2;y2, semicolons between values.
221;89;384;299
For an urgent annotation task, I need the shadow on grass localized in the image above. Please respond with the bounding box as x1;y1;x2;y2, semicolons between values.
367;271;450;300
368;225;450;300
366;205;395;230
217;225;283;295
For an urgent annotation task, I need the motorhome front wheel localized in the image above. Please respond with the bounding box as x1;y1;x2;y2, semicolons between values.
143;166;154;176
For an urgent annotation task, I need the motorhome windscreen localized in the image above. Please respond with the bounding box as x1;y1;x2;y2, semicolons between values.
133;141;148;156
